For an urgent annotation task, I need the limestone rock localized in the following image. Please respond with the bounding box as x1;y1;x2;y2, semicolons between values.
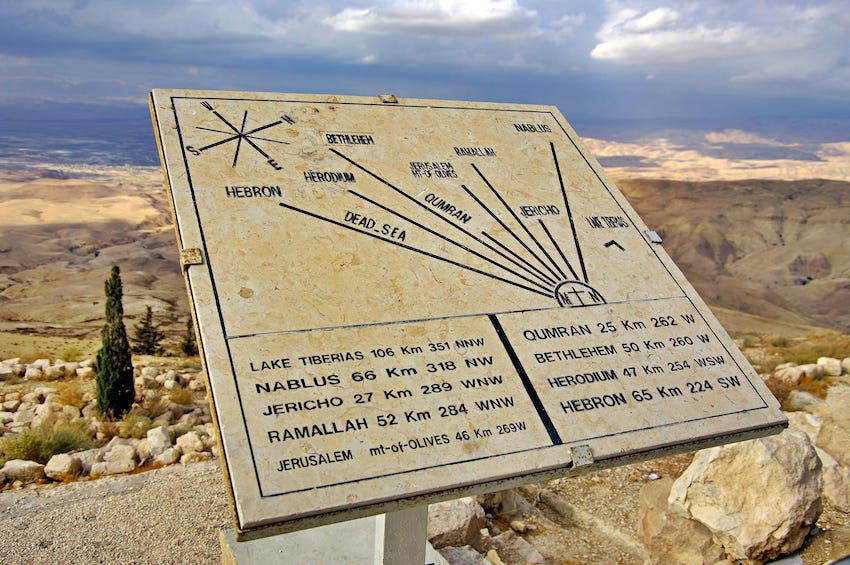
438;546;489;565
24;366;44;380
31;358;51;369
820;384;850;423
428;497;487;549
842;357;850;375
814;385;850;466
45;453;83;481
670;430;822;562
188;377;206;391
135;375;159;389
163;379;182;391
817;356;842;377
146;425;172;456
785;390;825;413
153;447;181;466
2;459;46;483
773;365;804;386
477;489;531;522
76;366;94;378
90;442;138;477
43;365;65;380
638;477;727;565
73;447;102;475
816;447;850;513
175;431;204;454
476;529;545;564
180;451;212;464
785;411;823;445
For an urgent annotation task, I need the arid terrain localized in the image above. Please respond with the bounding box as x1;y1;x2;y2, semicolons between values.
2;143;850;563
1;158;847;359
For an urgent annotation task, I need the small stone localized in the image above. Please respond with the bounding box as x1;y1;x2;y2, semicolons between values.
428;497;487;549
2;460;47;483
146;425;172;456
175;431;204;454
44;453;83;481
179;451;212;464
43;365;65;380
816;447;850;512
154;447;181;466
817;357;842;377
509;520;527;534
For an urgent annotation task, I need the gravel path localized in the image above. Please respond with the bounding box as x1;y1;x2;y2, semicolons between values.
0;460;230;565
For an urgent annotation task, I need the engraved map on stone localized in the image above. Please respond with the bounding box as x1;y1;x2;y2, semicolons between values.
150;91;786;535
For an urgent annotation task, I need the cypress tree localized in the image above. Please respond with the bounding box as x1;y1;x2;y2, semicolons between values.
132;305;165;355
95;265;135;419
180;316;199;357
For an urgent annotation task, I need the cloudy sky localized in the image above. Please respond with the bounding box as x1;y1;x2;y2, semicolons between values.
1;0;849;126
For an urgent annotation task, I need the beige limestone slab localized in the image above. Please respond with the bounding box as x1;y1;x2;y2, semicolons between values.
149;90;786;538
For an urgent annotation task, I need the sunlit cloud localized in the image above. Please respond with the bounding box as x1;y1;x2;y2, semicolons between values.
324;0;538;37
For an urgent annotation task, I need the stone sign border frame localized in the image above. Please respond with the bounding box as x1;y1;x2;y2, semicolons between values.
150;91;787;539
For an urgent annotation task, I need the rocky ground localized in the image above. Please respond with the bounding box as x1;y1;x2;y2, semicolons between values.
1;353;849;564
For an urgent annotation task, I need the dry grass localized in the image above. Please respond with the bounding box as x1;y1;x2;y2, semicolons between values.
165;386;196;406
741;332;850;374
53;378;94;407
117;411;154;440
0;333;100;363
0;420;94;466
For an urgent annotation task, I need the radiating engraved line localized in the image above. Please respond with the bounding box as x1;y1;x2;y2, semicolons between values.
199;112;283;158
196;126;290;145
551;142;588;283
349;190;552;294
539;219;579;281
481;233;556;288
278;202;551;298
461;184;557;287
231;110;248;168
330;149;544;289
471;164;565;280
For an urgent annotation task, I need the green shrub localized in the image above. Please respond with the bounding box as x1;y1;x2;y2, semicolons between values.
95;265;135;419
770;335;790;348
0;423;94;466
117;412;153;439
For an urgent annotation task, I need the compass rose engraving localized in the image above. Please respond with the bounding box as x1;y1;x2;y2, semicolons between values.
185;101;295;170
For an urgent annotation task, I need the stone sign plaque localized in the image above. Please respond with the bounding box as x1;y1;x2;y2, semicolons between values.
150;90;786;537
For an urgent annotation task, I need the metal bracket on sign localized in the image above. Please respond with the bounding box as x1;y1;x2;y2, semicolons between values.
378;93;398;104
570;445;594;468
645;229;663;244
180;248;204;270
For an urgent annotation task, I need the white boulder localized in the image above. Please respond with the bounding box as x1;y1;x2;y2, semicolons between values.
670;429;822;562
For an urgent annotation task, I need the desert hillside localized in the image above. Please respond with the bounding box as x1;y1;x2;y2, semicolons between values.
0;166;187;349
619;178;850;333
0;165;847;358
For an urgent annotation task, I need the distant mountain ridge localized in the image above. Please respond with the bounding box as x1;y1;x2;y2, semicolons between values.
0;165;847;341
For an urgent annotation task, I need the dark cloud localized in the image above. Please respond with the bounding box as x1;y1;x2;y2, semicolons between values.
0;0;847;129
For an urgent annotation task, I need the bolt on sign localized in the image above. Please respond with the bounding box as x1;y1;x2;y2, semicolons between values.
150;90;786;539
